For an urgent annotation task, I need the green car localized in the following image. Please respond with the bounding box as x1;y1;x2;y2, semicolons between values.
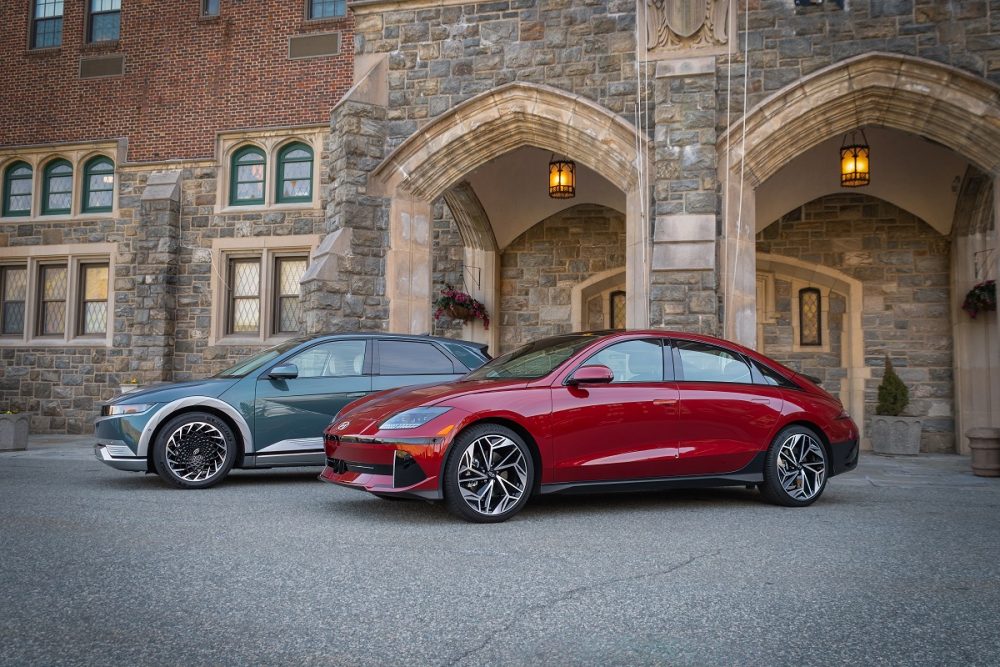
94;334;489;488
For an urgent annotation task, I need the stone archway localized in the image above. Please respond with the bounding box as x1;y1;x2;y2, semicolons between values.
369;82;650;342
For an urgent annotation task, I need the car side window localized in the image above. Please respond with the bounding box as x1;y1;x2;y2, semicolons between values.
286;340;366;378
751;359;798;388
378;340;455;375
674;341;752;384
580;339;664;383
442;341;487;370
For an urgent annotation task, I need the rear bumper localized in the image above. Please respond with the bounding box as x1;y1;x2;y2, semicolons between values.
829;438;859;476
94;442;147;472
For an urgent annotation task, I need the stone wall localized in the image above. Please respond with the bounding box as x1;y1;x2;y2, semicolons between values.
499;204;625;352
757;193;954;452
430;199;466;338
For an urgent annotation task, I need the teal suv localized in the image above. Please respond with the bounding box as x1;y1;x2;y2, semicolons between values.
94;334;489;488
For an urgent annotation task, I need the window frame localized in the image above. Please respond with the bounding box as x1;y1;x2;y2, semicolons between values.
670;339;754;385
36;263;69;337
201;0;220;17
81;156;115;214
229;145;267;207
77;262;110;337
41;159;73;216
272;256;308;335
2;162;33;218
275;142;314;204
31;0;64;49
609;289;626;329
226;256;262;336
307;0;346;20
374;339;458;376
798;287;822;347
0;265;29;336
86;0;121;44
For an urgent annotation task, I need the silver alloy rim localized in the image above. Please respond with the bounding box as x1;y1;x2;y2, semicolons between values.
776;432;826;501
457;434;528;516
164;421;228;482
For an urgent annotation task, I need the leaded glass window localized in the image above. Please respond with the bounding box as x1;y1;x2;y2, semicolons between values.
230;147;266;206
38;265;67;335
3;162;33;217
1;267;27;335
799;288;821;346
80;264;109;335
32;0;63;49
42;160;72;215
276;144;313;203
610;290;626;329
274;257;306;333
82;157;114;213
228;259;260;334
88;0;121;43
309;0;346;19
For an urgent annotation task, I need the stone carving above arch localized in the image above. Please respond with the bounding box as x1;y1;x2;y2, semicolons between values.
641;0;731;59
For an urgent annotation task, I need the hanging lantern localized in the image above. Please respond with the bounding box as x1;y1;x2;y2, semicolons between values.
548;156;576;199
840;129;870;187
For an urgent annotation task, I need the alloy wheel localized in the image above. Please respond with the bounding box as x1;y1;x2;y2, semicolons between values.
164;421;228;482
456;434;528;516
776;432;827;501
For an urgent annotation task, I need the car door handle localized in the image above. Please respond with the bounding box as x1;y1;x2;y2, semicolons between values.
652;399;678;406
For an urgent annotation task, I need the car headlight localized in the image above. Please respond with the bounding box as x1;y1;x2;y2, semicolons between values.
379;407;451;430
104;404;154;416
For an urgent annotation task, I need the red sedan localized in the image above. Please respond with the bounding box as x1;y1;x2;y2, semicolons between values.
321;331;859;523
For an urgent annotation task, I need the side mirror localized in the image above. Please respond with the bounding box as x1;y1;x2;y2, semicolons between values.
268;364;299;380
568;364;614;386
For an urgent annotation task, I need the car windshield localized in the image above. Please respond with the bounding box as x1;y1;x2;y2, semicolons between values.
465;334;601;380
213;337;309;378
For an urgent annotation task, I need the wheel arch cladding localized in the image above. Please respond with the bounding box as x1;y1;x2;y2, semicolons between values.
147;406;247;470
447;418;543;495
782;420;832;462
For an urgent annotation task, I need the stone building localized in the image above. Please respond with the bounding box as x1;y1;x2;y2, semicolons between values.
1;0;998;452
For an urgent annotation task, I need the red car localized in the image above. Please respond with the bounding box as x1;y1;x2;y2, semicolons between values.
321;331;859;523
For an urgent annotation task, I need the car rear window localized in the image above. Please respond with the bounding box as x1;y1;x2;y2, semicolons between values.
378;340;455;375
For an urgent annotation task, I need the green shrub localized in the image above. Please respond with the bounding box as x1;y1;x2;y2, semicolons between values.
876;355;909;416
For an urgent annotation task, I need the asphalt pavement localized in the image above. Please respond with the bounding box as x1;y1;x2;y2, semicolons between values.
2;437;999;666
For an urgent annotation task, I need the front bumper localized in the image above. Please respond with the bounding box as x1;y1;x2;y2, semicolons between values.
319;434;447;500
94;441;147;472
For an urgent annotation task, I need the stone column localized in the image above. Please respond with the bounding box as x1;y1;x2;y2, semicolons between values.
649;57;720;334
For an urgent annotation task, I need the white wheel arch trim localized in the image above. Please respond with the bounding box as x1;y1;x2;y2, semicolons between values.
136;396;253;458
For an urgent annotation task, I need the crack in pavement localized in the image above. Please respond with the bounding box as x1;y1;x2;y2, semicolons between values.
447;548;722;666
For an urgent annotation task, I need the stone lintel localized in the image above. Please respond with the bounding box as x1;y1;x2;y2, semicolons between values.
140;170;182;203
652;241;716;271
654;56;717;79
654;214;716;242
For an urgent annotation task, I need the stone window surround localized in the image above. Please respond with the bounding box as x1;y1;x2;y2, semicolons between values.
215;127;325;214
0;242;116;347
208;235;321;346
756;271;834;355
0;141;120;221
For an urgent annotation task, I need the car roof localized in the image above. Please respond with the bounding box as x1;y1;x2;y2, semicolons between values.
300;332;486;348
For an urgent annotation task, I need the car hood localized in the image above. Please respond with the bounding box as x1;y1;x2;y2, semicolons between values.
105;378;240;405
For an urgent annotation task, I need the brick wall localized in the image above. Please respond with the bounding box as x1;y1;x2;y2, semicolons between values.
0;2;353;161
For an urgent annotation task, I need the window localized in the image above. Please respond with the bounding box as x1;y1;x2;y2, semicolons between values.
287;340;366;378
42;160;72;215
88;0;121;43
227;259;260;335
799;287;821;346
751;359;798;388
82;156;114;213
274;257;306;334
37;265;68;335
202;0;219;16
276;143;313;203
674;340;752;384
609;290;626;329
230;146;266;206
442;341;487;370
1;267;27;335
222;252;309;339
31;0;63;49
3;162;32;217
79;264;109;335
308;0;346;19
377;340;454;375
581;339;663;383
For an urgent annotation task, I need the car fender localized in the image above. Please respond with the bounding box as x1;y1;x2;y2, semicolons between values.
136;396;253;458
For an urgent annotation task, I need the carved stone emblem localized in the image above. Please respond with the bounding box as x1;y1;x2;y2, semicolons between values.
643;0;731;58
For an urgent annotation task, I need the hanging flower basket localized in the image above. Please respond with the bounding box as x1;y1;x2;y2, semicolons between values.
433;285;490;330
962;279;996;319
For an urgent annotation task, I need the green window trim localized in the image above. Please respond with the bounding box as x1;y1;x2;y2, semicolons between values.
275;143;314;204
82;156;115;213
229;146;266;206
3;162;33;218
41;159;72;216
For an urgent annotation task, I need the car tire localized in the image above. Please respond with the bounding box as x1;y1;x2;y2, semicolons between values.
760;425;829;507
443;424;534;524
152;412;237;489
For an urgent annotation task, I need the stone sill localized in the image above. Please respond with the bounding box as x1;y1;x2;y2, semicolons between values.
210;335;298;347
0;337;113;348
216;203;319;215
0;212;118;224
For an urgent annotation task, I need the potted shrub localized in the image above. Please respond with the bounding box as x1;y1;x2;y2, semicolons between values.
0;409;29;452
870;355;922;456
961;279;996;319
433;285;490;330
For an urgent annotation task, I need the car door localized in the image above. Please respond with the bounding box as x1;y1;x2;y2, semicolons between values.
669;339;784;476
371;338;464;392
550;338;681;482
253;338;372;463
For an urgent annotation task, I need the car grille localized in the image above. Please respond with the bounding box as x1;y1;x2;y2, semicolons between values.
325;457;392;476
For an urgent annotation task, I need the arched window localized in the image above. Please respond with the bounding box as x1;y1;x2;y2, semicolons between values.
3;162;33;217
799;287;821;346
82;156;115;213
42;159;72;215
230;146;266;206
276;143;313;204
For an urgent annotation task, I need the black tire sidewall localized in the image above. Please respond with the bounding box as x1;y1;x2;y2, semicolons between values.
761;425;828;507
152;412;237;489
443;424;534;523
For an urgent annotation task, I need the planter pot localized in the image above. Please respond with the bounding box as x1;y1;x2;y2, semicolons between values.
0;414;29;451
446;305;473;321
967;427;1000;477
871;415;922;456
